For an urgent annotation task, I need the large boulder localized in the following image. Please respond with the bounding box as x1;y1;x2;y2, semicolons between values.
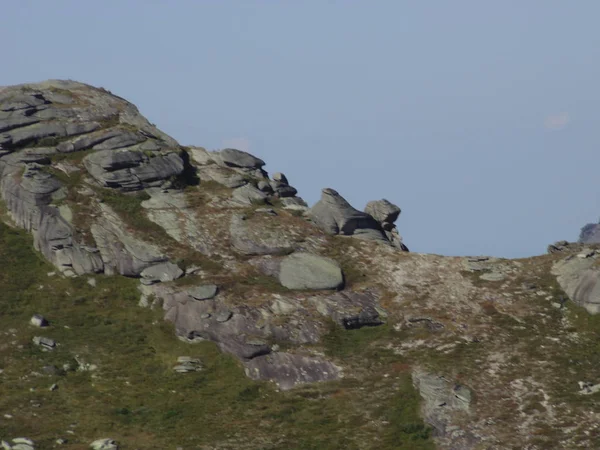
308;188;388;243
278;253;344;290
552;252;600;314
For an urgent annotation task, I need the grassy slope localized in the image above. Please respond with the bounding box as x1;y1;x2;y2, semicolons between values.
0;222;433;450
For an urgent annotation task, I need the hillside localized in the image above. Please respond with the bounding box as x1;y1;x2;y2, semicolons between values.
1;80;599;450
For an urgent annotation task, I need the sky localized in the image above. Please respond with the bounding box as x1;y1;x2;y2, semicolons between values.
3;1;600;258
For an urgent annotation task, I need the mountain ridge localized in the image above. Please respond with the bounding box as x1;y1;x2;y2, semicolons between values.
1;80;600;450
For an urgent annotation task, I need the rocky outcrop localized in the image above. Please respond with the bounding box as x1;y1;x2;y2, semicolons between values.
91;203;166;276
412;370;473;441
364;199;408;251
0;159;103;276
84;149;184;191
308;188;390;244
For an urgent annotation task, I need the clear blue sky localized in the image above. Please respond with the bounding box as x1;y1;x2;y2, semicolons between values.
3;1;599;257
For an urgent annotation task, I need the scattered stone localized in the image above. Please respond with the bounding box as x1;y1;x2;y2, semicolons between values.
188;284;218;301
90;438;118;450
279;253;344;290
56;439;67;445
30;314;48;327
32;336;55;350
50;383;58;391
87;278;97;287
173;357;203;373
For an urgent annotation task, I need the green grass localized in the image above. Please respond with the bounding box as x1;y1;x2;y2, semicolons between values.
0;221;433;450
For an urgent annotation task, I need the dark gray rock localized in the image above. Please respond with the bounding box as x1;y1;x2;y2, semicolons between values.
308;188;388;243
279;253;344;290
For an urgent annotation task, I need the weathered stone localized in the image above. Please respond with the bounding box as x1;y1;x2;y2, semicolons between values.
216;148;265;169
552;257;600;314
188;284;218;300
231;184;267;205
216;310;233;323
90;438;118;450
311;290;384;329
30;314;48;327
140;262;184;282
272;172;288;184
91;203;166;276
412;369;472;436
33;336;56;350
308;188;388;243
365;199;401;224
279;253;344;290
197;165;246;188
244;352;341;390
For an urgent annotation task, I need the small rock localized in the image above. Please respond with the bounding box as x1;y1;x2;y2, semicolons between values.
50;383;58;391
90;438;118;450
30;314;48;327
87;278;97;287
56;439;67;445
3;414;13;419
1;441;10;450
200;313;211;319
173;356;202;373
215;310;233;323
32;336;56;350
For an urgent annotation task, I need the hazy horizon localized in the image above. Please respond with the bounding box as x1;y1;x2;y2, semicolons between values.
3;1;599;258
